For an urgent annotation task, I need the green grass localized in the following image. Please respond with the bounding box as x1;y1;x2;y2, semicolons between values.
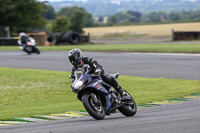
1;43;200;53
0;67;200;120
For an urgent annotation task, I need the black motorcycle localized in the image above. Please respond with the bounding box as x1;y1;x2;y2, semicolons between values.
70;66;137;120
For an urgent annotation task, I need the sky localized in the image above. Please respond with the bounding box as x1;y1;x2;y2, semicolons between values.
38;0;198;2
39;0;88;1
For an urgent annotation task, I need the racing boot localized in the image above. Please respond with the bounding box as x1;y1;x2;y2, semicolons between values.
115;85;132;101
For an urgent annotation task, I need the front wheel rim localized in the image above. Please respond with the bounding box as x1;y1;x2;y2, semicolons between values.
89;96;104;115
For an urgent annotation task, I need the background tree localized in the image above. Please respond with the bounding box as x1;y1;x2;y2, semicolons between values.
57;6;95;28
147;11;168;22
0;0;15;19
98;16;104;23
168;12;181;21
0;0;46;33
58;7;75;18
107;15;117;26
84;12;95;27
70;10;85;33
42;5;56;20
127;10;142;19
108;11;142;25
51;16;70;33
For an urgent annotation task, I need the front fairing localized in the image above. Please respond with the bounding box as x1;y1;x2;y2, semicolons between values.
86;81;109;96
71;69;90;92
72;68;112;113
71;68;109;96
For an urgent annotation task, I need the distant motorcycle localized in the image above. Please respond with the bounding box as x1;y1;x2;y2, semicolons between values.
18;37;40;55
70;66;137;120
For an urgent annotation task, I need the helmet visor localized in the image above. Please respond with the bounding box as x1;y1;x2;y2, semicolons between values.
77;60;82;65
69;52;81;66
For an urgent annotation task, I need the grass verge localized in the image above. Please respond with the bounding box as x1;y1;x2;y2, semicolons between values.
0;67;200;120
0;43;200;53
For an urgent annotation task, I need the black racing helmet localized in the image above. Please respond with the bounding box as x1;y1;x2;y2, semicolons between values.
68;49;83;66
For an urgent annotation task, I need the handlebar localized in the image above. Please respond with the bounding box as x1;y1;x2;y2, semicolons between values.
82;65;92;74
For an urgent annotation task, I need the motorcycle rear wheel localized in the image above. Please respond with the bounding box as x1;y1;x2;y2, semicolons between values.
34;47;40;54
118;92;137;117
82;93;105;120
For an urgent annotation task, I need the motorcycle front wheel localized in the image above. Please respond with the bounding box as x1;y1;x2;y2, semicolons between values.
82;93;105;120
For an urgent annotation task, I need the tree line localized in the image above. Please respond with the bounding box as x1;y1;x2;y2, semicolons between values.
107;10;200;26
41;4;200;31
1;0;200;35
0;0;46;34
43;5;96;34
0;0;96;34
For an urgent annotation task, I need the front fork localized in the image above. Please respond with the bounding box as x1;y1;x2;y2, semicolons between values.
90;93;99;105
90;93;111;112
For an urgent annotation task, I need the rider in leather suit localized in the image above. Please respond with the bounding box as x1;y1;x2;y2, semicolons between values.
18;32;30;53
68;49;127;97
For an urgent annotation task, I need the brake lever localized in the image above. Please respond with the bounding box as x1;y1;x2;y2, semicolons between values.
87;67;93;74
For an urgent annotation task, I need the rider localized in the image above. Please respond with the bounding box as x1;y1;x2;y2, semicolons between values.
18;32;29;52
18;32;29;46
68;48;127;99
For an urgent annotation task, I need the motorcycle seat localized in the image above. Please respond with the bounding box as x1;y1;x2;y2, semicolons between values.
111;73;119;79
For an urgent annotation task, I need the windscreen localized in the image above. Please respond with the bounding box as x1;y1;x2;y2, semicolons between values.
75;69;83;80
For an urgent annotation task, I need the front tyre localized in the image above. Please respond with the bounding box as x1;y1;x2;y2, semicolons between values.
118;92;137;117
82;93;105;120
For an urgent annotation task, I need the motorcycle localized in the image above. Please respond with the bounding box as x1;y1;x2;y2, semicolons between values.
18;37;40;55
70;66;137;120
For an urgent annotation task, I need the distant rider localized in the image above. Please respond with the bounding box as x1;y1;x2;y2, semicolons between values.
18;32;29;46
18;32;30;52
68;48;128;99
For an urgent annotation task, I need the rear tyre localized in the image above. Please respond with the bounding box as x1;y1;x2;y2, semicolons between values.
82;93;105;120
35;47;40;54
118;92;137;117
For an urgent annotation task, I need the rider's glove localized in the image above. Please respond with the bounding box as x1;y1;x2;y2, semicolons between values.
94;68;102;75
69;74;75;82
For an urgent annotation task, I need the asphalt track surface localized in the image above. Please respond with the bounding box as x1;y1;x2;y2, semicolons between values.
1;50;200;133
1;98;200;133
0;51;200;80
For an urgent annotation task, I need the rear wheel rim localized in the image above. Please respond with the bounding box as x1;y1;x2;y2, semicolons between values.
128;103;136;111
124;92;136;111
